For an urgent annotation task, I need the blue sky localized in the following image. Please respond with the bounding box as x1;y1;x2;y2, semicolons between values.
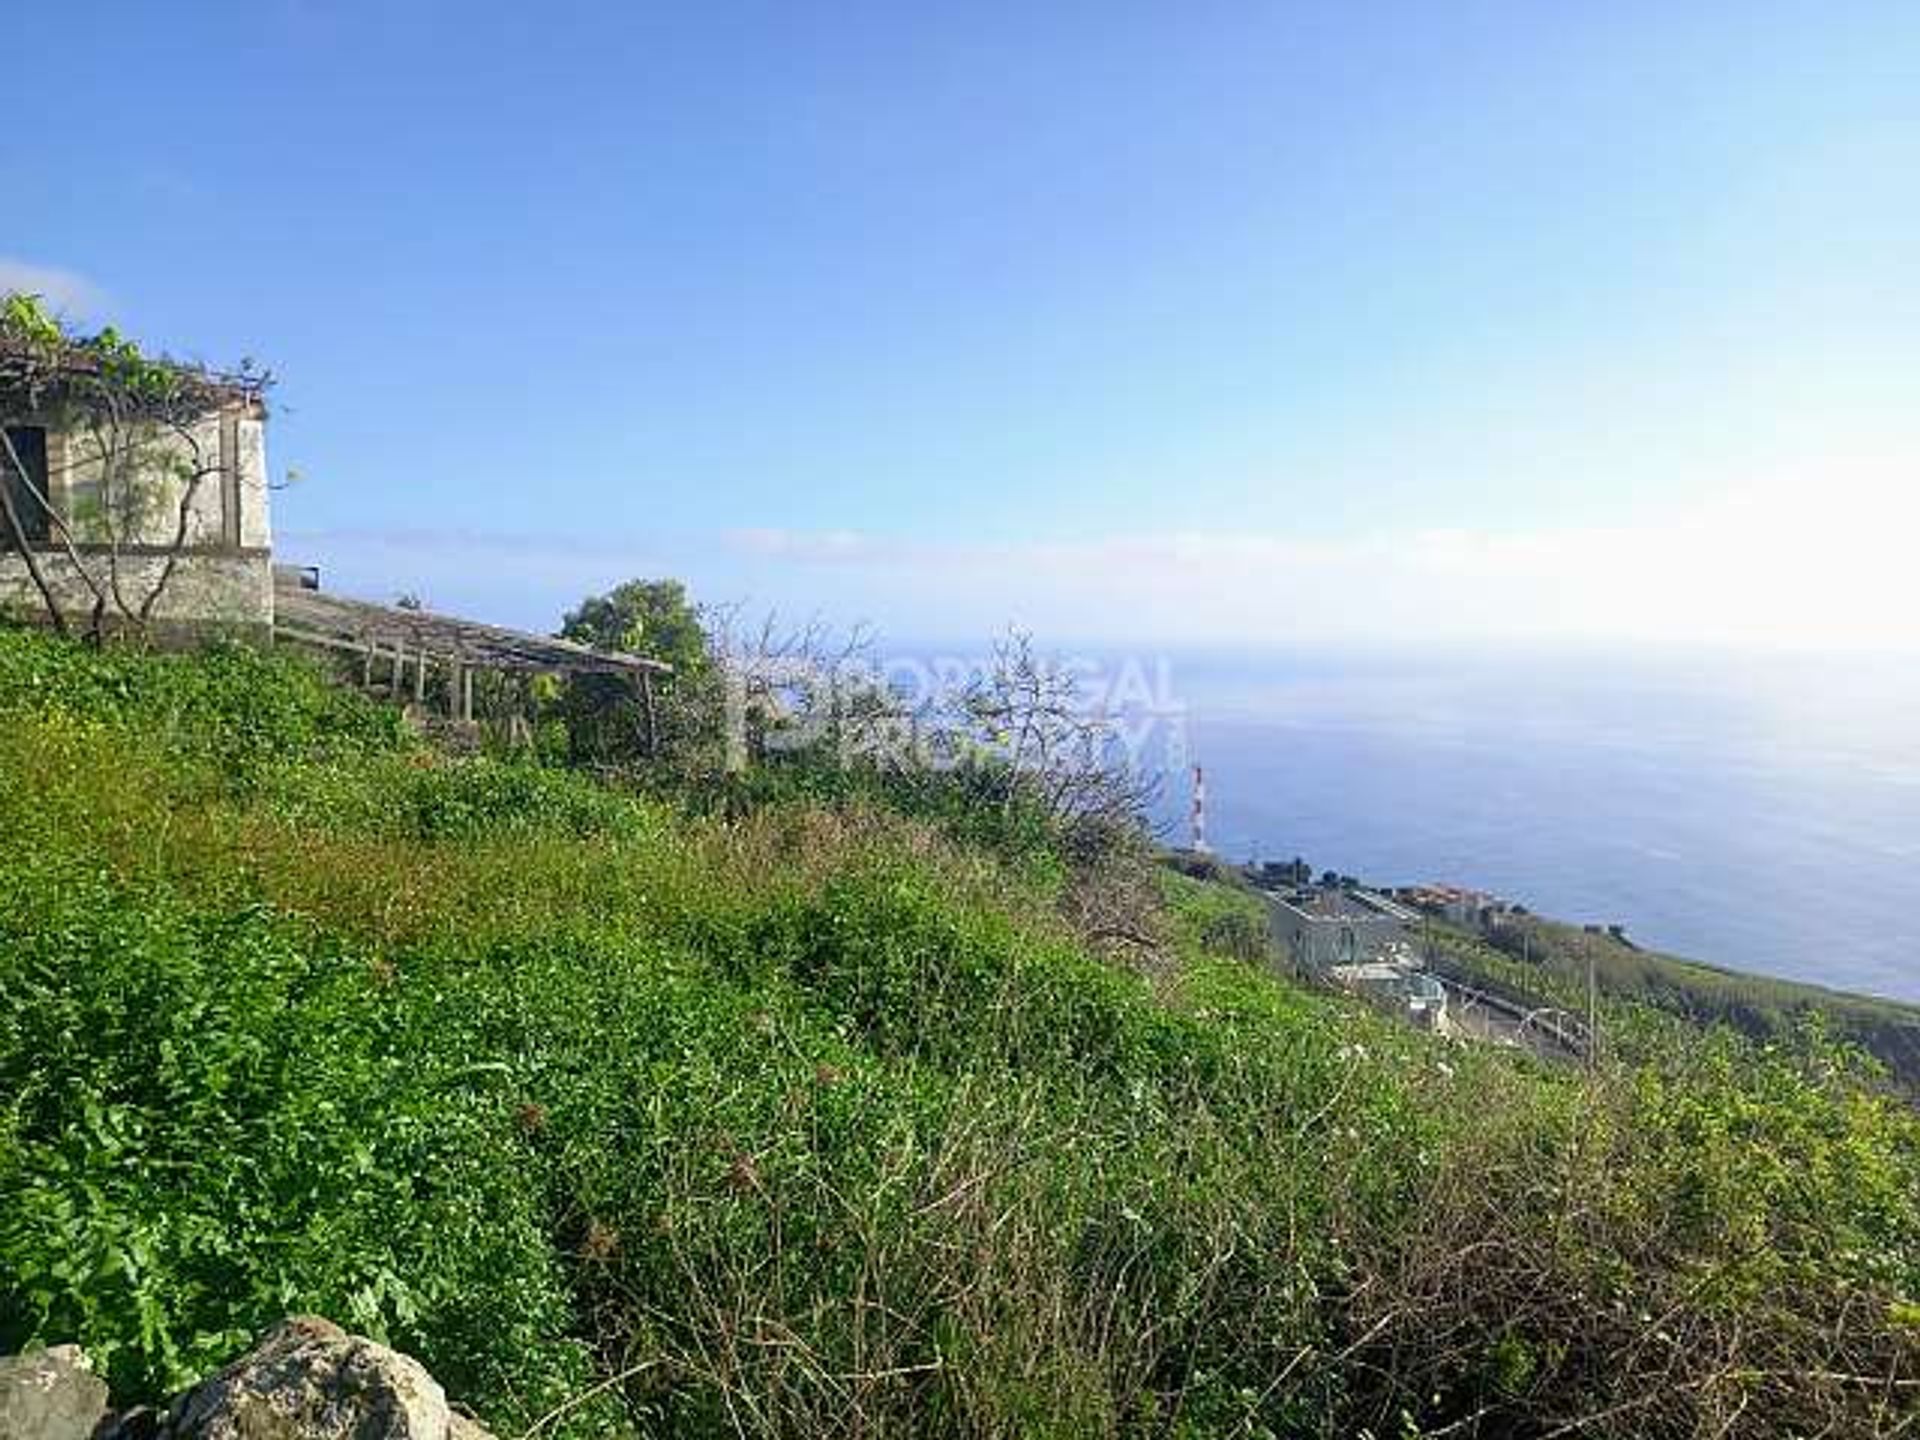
5;2;1916;648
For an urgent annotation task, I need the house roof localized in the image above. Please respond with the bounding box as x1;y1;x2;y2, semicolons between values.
273;569;672;677
1268;886;1418;925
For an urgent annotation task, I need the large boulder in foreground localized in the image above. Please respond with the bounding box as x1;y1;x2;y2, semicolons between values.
0;1344;111;1440
159;1317;492;1440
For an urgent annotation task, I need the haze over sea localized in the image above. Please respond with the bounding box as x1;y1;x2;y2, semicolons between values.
1150;647;1920;1005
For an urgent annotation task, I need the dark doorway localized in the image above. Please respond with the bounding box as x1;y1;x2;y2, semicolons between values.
2;425;51;546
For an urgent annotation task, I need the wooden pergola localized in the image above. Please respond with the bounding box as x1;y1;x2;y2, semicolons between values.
272;568;671;740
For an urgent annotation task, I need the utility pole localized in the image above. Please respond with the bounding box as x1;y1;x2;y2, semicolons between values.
1190;764;1210;855
1587;950;1599;1070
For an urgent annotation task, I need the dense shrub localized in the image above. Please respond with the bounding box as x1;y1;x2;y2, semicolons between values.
657;749;1069;885
262;752;670;845
0;860;588;1414
0;628;407;773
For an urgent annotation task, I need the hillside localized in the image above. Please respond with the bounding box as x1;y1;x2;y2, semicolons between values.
1427;912;1920;1093
2;627;1917;1438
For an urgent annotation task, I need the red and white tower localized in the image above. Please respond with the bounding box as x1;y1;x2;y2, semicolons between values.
1190;763;1210;855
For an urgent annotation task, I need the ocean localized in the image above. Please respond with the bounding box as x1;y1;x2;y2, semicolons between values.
1140;646;1920;1005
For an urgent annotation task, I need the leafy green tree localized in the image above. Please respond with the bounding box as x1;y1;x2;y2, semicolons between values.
559;578;709;677
556;578;719;769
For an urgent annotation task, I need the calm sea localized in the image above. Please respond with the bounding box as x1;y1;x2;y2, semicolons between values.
1144;647;1920;1005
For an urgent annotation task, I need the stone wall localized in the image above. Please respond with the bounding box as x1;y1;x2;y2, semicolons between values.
0;551;273;633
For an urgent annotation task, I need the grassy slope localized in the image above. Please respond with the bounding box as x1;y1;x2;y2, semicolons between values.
1;629;1917;1439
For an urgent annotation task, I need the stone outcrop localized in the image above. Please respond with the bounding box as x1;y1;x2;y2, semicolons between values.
0;1345;111;1440
162;1317;469;1440
0;1320;495;1440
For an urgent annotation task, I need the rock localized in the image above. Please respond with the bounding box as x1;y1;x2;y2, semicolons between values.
159;1317;492;1440
0;1344;111;1440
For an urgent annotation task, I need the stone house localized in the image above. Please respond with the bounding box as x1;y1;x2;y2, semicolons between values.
0;338;273;634
1263;884;1419;972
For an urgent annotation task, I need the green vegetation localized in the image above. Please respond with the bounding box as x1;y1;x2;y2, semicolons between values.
2;626;1918;1437
556;578;717;769
1427;913;1920;1093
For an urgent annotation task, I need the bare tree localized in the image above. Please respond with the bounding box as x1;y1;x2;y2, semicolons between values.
949;629;1162;859
706;599;882;769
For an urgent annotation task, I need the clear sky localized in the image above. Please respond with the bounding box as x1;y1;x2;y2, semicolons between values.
5;2;1916;650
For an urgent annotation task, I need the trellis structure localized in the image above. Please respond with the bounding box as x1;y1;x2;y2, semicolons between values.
272;568;670;741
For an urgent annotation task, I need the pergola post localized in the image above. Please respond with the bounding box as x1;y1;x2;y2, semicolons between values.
638;669;659;757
